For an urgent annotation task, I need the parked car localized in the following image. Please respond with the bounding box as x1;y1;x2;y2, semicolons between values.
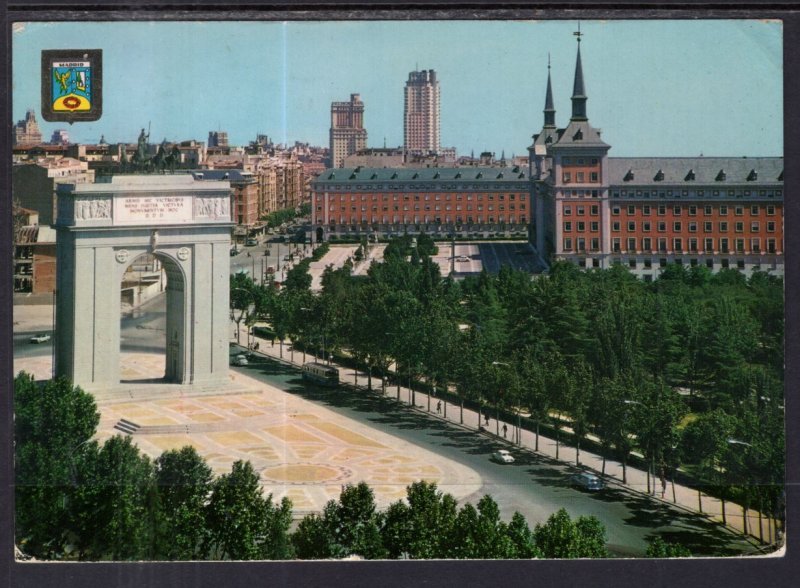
30;333;51;344
491;449;515;464
569;472;605;491
231;354;249;367
456;255;470;262
230;248;239;256
246;238;258;246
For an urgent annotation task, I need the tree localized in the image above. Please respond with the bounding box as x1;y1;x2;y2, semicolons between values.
70;435;157;560
154;446;214;560
203;460;292;560
645;537;692;558
14;373;100;559
293;482;386;560
381;481;457;559
533;508;608;558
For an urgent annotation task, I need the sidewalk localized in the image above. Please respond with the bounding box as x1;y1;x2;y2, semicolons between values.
245;328;780;551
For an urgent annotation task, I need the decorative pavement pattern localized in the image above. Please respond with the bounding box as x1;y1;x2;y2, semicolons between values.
14;351;482;516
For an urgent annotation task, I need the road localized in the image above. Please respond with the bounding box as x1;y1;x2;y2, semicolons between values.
231;350;757;557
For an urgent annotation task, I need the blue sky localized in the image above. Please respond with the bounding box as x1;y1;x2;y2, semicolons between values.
12;19;782;157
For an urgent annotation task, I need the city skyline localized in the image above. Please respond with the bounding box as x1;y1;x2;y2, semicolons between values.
12;20;782;157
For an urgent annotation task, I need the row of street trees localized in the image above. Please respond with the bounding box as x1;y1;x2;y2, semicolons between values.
231;239;784;539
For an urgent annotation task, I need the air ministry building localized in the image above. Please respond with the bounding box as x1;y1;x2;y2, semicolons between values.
529;36;783;279
310;166;530;242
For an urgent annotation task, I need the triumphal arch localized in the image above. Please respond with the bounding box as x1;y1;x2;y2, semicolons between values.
54;174;233;392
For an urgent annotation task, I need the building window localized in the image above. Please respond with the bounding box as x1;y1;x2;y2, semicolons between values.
767;221;776;232
734;222;744;232
704;205;712;215
735;206;744;216
590;172;599;182
612;221;621;231
564;221;572;232
751;238;761;253
658;205;666;215
628;221;636;232
689;238;698;252
673;238;683;251
591;205;599;215
673;222;682;232
704;238;714;252
577;172;585;182
660;258;668;268
689;222;697;232
577;221;586;231
577;206;585;215
720;205;728;215
627;205;636;215
611;206;620;215
751;221;759;232
627;237;636;251
704;221;712;232
767;205;775;215
629;259;637;268
767;238;776;253
643;221;651;232
719;222;728;232
644;259;652;268
658;238;667;252
720;238;729;253
643;237;652;251
658;222;666;232
564;238;573;251
577;238;586;251
564;205;572;215
563;172;572;183
706;259;714;269
612;238;621;252
643;205;651;215
590;238;600;251
591;221;599;232
689;205;697;216
750;205;760;215
673;205;682;215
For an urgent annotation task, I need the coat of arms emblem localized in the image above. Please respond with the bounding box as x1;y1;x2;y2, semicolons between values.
41;49;102;122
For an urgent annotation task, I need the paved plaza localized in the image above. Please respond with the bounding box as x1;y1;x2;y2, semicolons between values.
14;326;481;517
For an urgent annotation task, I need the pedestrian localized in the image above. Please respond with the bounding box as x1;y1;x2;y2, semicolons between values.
660;467;667;498
255;342;260;351
484;414;489;426
502;424;508;438
436;400;442;415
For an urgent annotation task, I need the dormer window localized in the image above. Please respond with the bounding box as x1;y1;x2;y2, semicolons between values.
778;170;783;181
654;169;664;182
497;173;504;179
746;169;757;181
412;173;419;179
391;172;398;179
455;172;462;179
476;172;483;179
328;172;335;180
685;169;696;181
572;128;583;141
623;169;634;182
716;169;726;182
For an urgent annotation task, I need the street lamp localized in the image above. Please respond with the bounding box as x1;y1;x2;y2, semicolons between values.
492;361;517;442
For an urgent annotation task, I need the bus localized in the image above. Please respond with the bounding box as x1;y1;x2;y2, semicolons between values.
302;362;339;386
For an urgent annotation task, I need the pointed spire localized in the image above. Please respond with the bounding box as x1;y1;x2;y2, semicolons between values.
544;54;556;128
571;24;588;121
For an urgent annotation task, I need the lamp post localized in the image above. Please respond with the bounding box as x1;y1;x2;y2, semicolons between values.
727;438;753;536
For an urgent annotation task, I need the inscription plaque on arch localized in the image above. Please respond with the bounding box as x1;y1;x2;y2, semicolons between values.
115;195;193;225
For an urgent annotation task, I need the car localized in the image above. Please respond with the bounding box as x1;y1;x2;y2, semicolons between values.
30;333;51;344
491;449;515;464
569;472;605;491
456;255;470;262
230;248;239;256
246;238;258;246
231;354;249;366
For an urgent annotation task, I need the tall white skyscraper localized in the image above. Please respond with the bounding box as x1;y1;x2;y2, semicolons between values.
404;69;440;153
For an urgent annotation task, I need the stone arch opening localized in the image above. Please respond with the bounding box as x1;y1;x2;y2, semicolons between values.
119;251;188;384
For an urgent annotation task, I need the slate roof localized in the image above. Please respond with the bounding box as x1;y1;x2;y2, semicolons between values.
607;157;783;187
313;166;529;184
551;119;610;149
